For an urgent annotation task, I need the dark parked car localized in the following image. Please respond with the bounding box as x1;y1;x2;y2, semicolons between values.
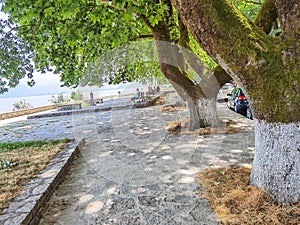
227;87;252;119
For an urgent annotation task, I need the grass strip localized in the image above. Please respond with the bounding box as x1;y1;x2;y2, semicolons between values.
0;139;71;153
0;139;71;211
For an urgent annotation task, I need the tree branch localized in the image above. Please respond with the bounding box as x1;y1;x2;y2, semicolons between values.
254;0;277;34
171;0;275;81
177;13;231;96
137;14;152;30
128;35;153;41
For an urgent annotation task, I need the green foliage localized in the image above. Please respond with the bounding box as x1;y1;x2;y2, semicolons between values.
230;0;263;21
0;0;212;92
0;139;71;153
0;11;34;94
1;0;263;94
81;40;166;86
2;0;154;89
12;99;33;111
50;93;70;104
70;90;83;100
189;35;217;70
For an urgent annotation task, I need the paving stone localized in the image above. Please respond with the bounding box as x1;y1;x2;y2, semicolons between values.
138;196;159;207
0;98;254;224
3;214;27;225
111;197;136;212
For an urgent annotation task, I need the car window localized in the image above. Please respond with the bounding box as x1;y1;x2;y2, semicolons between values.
221;84;233;90
231;87;239;98
239;89;245;96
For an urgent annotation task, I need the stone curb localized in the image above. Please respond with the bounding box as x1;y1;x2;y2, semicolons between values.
0;105;57;121
0;138;86;225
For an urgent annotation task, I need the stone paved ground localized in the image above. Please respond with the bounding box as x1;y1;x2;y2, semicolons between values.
0;98;255;225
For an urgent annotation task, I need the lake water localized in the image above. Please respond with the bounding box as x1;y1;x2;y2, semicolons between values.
0;95;55;113
0;85;147;114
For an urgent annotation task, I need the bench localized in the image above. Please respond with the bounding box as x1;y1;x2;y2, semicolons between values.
134;92;146;103
93;98;103;105
57;103;82;111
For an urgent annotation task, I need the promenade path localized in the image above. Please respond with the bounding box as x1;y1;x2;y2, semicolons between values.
0;96;255;224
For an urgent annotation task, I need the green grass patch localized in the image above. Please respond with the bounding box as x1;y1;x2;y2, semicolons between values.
0;139;71;153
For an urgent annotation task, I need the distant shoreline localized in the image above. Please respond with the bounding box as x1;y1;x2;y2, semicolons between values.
0;84;171;114
0;92;70;99
0;94;56;114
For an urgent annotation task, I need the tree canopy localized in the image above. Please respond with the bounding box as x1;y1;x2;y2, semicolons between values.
1;1;162;91
0;13;34;93
0;0;225;92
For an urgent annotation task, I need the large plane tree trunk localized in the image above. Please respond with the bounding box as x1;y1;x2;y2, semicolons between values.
172;0;300;203
251;120;300;203
188;98;220;129
148;19;214;130
187;99;201;130
171;81;219;130
140;5;232;131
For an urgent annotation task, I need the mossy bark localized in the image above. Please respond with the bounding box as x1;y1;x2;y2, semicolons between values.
172;0;300;203
254;0;277;34
172;0;300;123
144;11;232;130
143;15;220;130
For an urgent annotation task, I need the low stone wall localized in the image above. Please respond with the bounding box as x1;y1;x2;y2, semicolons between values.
0;105;57;121
0;138;86;225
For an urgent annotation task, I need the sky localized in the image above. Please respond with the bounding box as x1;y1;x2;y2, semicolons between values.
0;8;144;99
0;72;71;98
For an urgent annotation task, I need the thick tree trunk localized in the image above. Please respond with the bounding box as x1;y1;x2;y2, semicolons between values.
172;0;300;203
171;80;220;130
251;119;300;203
171;81;204;130
187;98;220;130
198;98;219;127
141;11;231;130
187;99;201;130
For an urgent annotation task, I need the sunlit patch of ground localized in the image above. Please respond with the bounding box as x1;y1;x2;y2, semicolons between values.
197;167;300;225
154;96;166;105
166;119;245;135
159;105;186;112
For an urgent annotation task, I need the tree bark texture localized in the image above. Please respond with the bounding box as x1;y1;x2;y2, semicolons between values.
172;80;221;130
186;98;220;130
198;98;219;128
187;99;201;130
171;0;300;203
251;119;300;203
171;0;300;123
150;20;227;129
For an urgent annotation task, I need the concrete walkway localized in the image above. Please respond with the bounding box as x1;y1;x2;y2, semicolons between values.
0;98;255;224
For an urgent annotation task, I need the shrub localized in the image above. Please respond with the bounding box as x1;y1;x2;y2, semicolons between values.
12;99;33;111
70;90;83;100
50;93;70;104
